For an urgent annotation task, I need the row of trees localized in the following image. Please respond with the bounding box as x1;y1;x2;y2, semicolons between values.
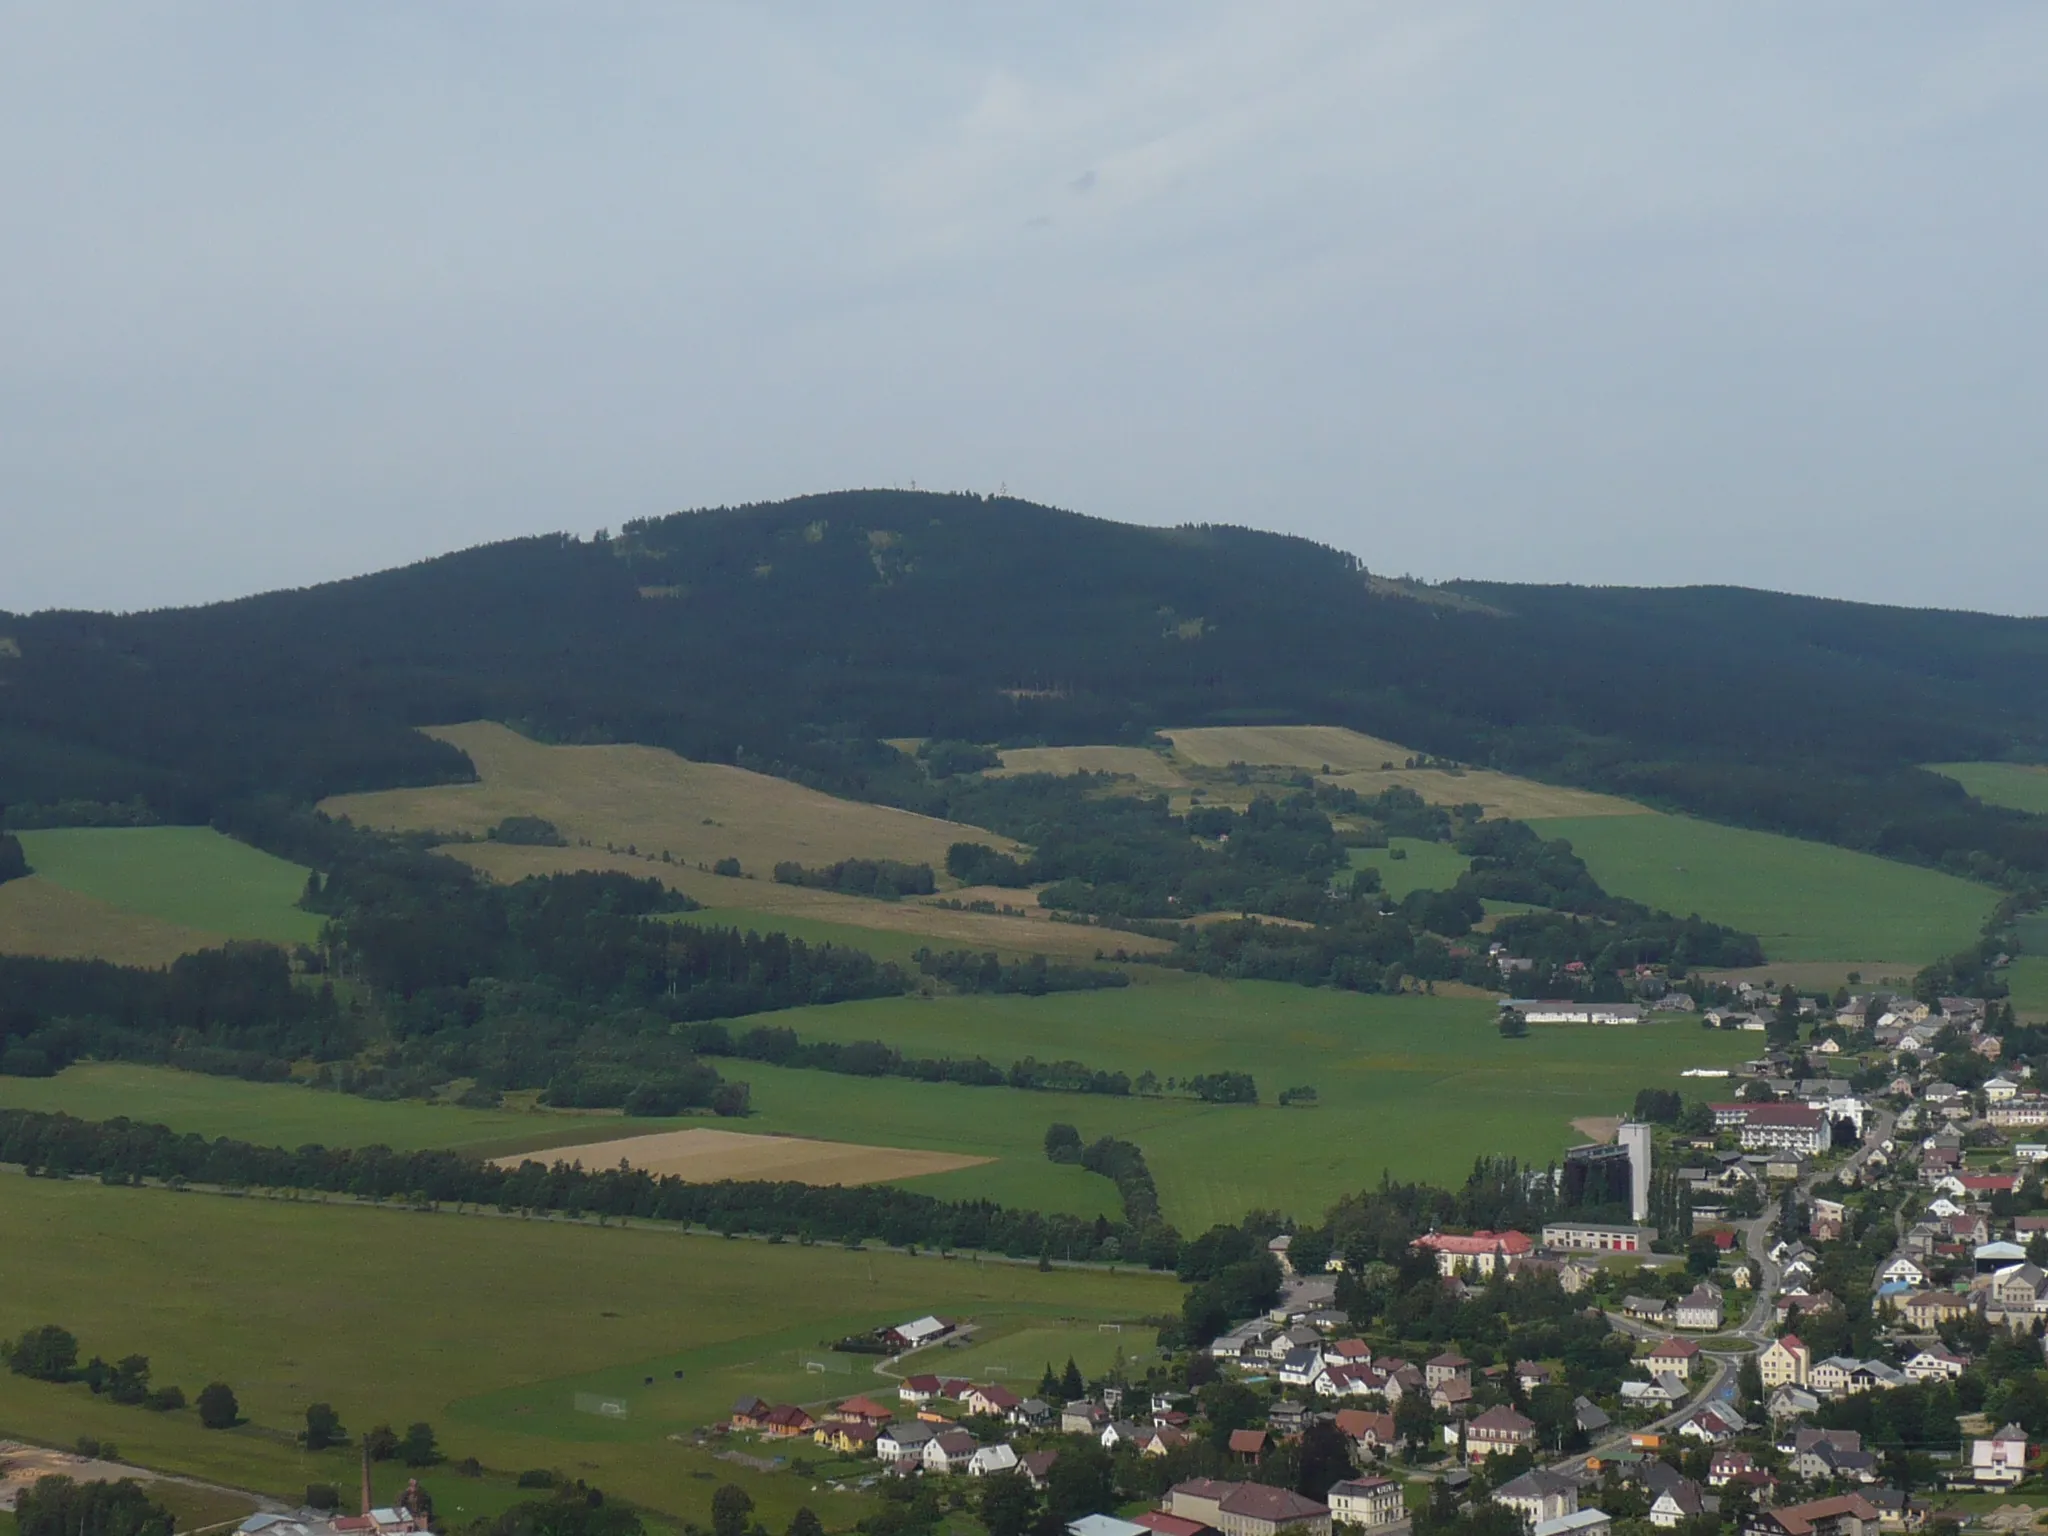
0;1108;1181;1267
6;1324;239;1426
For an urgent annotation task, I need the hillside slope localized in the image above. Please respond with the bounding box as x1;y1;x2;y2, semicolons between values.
3;489;2046;881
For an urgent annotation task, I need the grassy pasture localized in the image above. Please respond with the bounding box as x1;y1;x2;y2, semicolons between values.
1930;762;2048;816
447;842;1162;961
733;973;1758;1229
0;1174;1168;1527
1160;726;1644;819
1529;812;1997;965
323;722;1018;878
1347;838;1471;899
0;877;230;967
6;827;321;949
0;1063;672;1162
991;745;1191;792
2009;958;2048;1020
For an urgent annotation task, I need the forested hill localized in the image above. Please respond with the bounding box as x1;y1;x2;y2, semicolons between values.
3;489;2047;880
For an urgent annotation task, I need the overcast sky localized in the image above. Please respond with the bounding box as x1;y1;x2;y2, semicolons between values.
4;3;2045;616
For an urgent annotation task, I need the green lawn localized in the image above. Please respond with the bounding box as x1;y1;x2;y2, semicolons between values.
1929;762;2048;816
1347;839;1471;899
0;1174;1169;1527
14;827;324;945
1528;812;1997;964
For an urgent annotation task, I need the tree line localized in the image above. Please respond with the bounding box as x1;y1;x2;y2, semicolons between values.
0;1107;1183;1268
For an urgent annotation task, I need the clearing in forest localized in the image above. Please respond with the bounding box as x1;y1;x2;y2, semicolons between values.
1159;725;1645;818
1929;762;2048;816
323;721;1020;875
497;1126;991;1185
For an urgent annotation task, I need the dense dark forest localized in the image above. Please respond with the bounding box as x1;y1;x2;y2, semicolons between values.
3;490;2046;883
0;838;909;1108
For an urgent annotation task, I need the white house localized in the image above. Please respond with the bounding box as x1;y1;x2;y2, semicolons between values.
1973;1424;2028;1487
923;1429;979;1473
969;1444;1019;1478
1675;1283;1724;1331
1880;1257;1927;1288
1327;1477;1404;1530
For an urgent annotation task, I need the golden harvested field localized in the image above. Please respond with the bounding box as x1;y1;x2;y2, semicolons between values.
445;842;1170;958
992;744;1193;790
496;1126;990;1184
1161;725;1645;818
0;877;228;966
322;721;1019;872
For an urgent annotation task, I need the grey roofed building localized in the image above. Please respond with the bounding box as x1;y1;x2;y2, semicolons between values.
1573;1396;1611;1433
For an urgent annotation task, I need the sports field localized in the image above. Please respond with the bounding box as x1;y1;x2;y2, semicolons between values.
1930;762;2048;816
0;827;321;956
0;1174;1169;1526
1160;726;1644;819
1528;812;1997;965
323;722;1018;877
1347;838;1471;899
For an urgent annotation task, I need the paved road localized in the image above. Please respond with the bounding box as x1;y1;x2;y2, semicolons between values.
1546;1107;1897;1475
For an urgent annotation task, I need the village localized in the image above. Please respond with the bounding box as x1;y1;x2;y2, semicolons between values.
707;987;2048;1536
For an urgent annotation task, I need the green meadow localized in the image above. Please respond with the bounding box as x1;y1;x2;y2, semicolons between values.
1347;838;1472;899
1930;762;2048;817
1;970;1755;1233
0;1174;1167;1527
2008;958;2048;1019
14;826;324;946
733;971;1756;1229
1529;812;1997;964
0;1063;628;1159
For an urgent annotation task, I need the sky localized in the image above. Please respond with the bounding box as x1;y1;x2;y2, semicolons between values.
3;3;2046;616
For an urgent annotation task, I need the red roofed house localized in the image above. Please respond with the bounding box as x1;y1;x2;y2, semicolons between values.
814;1420;883;1455
1465;1406;1537;1460
1229;1429;1268;1463
964;1384;1021;1417
761;1404;816;1438
831;1395;896;1425
1412;1231;1534;1279
1960;1174;2019;1196
899;1375;943;1403
1134;1515;1214;1536
1333;1409;1397;1453
731;1396;772;1430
